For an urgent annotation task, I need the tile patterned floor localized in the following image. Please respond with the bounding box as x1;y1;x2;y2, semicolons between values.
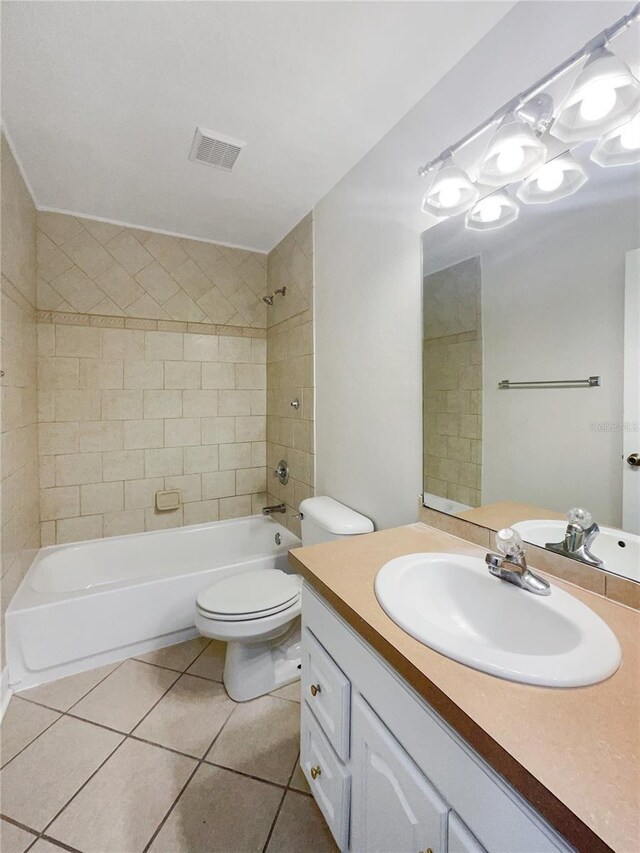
0;638;337;853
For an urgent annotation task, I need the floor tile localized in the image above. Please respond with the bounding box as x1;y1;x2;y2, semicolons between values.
271;680;301;702
0;818;37;853
185;640;226;681
1;697;60;767
29;841;68;853
47;738;196;853
266;791;337;852
18;662;121;712
0;716;123;830
134;674;234;757
289;758;311;794
71;659;179;732
206;695;299;785
135;637;210;672
148;763;282;853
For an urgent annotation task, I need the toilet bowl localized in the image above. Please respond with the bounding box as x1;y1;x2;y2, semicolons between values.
195;497;373;701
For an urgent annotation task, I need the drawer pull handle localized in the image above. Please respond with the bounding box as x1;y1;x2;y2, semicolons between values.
310;765;322;780
310;683;321;697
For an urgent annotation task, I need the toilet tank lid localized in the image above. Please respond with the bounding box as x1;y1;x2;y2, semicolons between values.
299;496;374;536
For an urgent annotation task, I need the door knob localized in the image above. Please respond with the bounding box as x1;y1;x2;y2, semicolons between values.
310;765;321;780
310;683;321;697
627;453;640;467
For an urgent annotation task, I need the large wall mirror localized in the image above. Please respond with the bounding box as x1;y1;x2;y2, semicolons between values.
421;147;639;584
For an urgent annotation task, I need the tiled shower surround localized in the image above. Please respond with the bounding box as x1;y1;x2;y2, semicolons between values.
32;210;276;544
37;319;267;544
265;214;315;537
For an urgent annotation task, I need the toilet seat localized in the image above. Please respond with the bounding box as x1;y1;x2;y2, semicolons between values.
196;569;301;622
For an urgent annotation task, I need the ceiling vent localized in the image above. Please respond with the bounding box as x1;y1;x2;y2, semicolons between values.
189;128;246;171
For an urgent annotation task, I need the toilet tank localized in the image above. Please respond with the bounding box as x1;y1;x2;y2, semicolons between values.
299;496;374;546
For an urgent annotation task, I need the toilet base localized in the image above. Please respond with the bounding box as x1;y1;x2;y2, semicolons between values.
223;618;301;702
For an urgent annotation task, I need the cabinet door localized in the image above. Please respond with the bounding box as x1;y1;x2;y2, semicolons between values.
351;694;449;853
448;813;486;853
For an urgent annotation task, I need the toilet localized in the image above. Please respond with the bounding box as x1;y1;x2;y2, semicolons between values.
195;496;373;701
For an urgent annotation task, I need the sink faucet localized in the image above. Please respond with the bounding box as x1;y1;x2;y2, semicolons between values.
485;529;551;596
262;503;286;516
545;507;604;568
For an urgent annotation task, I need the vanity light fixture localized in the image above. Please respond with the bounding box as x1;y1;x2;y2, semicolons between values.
551;47;640;143
591;112;640;165
517;152;588;204
465;190;519;231
421;155;479;217
475;112;547;186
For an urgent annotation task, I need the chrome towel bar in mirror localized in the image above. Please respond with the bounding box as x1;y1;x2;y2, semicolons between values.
498;376;601;389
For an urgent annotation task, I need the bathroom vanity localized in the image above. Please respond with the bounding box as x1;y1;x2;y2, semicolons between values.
290;524;640;853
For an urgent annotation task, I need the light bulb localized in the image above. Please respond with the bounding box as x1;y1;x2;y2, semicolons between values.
579;81;617;121
495;144;525;175
438;182;462;209
620;114;640;150
477;197;502;222
536;162;564;192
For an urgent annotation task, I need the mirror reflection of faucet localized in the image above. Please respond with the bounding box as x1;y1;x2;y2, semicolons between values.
546;507;604;568
485;528;551;595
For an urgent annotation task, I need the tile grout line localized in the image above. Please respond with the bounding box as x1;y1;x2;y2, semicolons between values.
262;753;300;853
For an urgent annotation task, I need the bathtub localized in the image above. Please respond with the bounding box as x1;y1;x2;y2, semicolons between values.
6;515;300;691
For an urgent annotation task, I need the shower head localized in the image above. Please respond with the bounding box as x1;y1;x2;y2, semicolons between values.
262;286;286;306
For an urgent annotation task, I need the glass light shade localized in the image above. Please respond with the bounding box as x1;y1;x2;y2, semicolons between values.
517;153;588;204
475;113;547;186
552;47;640;143
421;159;479;217
465;191;519;231
591;113;640;166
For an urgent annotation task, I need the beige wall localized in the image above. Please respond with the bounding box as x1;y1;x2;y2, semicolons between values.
423;256;482;508
266;214;314;537
1;135;40;665
36;212;268;545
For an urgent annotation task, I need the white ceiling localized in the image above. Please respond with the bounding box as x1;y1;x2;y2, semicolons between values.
2;1;512;252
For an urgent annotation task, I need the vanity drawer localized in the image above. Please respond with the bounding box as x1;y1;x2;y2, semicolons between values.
301;703;351;851
302;627;351;761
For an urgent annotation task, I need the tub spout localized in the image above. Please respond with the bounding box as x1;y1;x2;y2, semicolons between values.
262;503;286;516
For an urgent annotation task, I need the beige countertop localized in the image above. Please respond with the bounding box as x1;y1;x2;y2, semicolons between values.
289;523;640;853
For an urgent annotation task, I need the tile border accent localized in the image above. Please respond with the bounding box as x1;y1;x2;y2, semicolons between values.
37;310;266;339
418;501;639;610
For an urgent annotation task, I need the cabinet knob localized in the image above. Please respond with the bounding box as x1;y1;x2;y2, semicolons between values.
310;683;321;697
627;452;640;467
418;849;433;853
310;765;322;780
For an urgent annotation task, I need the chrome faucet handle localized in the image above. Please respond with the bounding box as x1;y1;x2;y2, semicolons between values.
567;507;593;530
546;508;604;568
486;528;551;596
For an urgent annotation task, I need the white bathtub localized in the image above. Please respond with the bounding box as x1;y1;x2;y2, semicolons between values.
6;515;300;691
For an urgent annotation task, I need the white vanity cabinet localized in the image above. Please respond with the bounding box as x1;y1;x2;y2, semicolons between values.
300;583;573;853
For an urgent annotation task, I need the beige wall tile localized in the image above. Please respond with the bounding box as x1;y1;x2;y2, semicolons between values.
236;364;266;390
218;337;251;363
55;453;102;486
182;390;218;418
123;419;163;450
144;390;182;419
219;495;252;520
79;421;123;452
103;509;145;538
164;361;200;390
183;445;219;474
57;514;103;543
219;443;252;471
165;474;202;503
144;448;183;478
55;325;101;358
201;363;235;389
38;422;79;456
101;390;143;420
145;506;184;531
236;416;266;442
202;417;235;445
145;331;183;361
183;334;218;362
38;357;79;390
80;482;124;515
103;450;145;482
184;500;219;526
124;478;164;510
202;471;235;500
102;328;145;359
54;390;101;422
164;418;201;448
236;468;267;496
41;486;80;521
124;360;163;390
218;390;251;416
79;358;123;390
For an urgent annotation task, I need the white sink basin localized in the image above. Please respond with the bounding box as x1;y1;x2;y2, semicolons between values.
375;553;621;687
513;519;639;582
